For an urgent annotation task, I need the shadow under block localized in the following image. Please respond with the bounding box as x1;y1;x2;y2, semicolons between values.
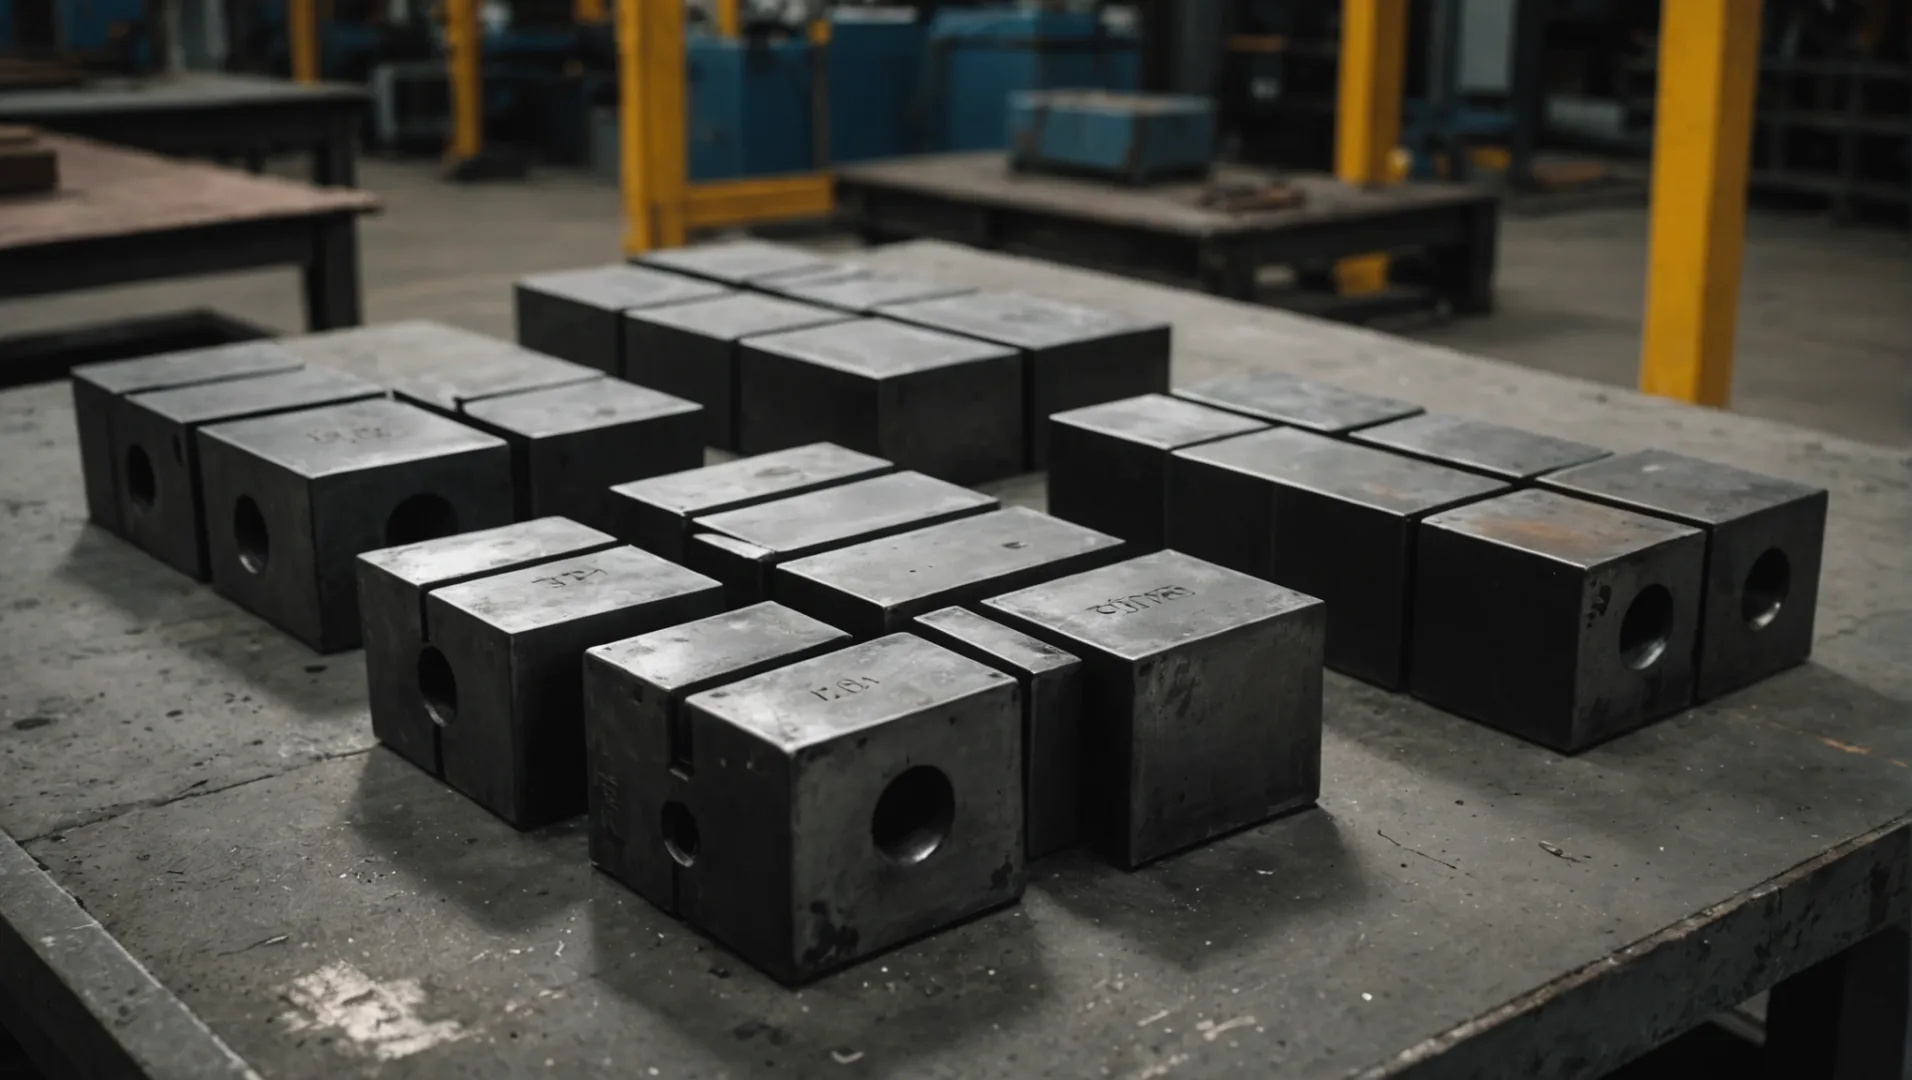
426;545;725;828
984;550;1325;870
514;264;730;372
357;517;621;776
1350;412;1611;483
197;398;515;652
1174;370;1422;434
1411;488;1707;752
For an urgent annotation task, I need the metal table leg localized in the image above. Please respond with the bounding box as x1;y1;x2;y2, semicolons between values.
302;214;363;330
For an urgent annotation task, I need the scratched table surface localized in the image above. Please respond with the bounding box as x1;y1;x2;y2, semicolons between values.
2;242;1911;1079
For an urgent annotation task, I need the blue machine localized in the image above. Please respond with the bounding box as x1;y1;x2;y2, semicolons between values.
686;33;815;181
1008;90;1214;184
825;7;926;163
923;8;1139;153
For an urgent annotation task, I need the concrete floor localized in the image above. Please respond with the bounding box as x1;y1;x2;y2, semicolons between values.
5;157;1909;447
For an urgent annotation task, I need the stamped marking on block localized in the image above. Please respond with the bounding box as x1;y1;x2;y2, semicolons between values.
531;565;607;589
1088;585;1195;616
307;424;394;445
808;675;882;702
277;961;468;1061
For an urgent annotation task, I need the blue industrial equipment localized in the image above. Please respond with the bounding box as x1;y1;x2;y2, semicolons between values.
685;33;815;181
922;8;1140;152
825;7;926;163
1008;90;1214;184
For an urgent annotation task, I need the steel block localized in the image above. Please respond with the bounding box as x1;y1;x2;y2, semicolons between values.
686;471;998;607
776;506;1125;639
622;293;850;450
112;366;384;579
197;399;514;652
1174;371;1421;434
1047;393;1267;550
357;518;620;775
771;272;975;315
71;340;302;535
1541;450;1827;701
673;632;1023;984
460;379;704;530
737;319;1024;484
1350;413;1610;483
634;238;834;287
582;602;850;912
984;550;1325;869
881;291;1171;468
913;606;1083;858
607;443;895;562
1411;489;1706;751
426;545;724;828
1166;428;1506;688
281;321;602;409
514;264;729;372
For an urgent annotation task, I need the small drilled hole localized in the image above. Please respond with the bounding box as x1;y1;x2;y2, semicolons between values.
417;646;457;726
662;802;700;866
384;493;459;547
126;445;156;513
1742;548;1790;631
1619;585;1674;670
871;766;954;865
233;496;269;573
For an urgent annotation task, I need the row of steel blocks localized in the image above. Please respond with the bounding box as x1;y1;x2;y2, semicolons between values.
1046;374;1828;753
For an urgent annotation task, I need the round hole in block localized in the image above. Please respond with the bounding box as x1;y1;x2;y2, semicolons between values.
233;496;269;574
125;445;157;513
1619;585;1674;671
417;646;457;726
662;802;700;867
1742;548;1791;631
384;493;459;548
871;765;954;866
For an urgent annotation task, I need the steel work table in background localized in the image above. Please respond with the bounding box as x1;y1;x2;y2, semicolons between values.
1;243;1908;1079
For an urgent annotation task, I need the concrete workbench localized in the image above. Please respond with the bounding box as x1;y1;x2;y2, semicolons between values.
2;242;1909;1078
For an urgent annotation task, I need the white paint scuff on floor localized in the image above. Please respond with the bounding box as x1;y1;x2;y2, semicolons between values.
278;961;468;1061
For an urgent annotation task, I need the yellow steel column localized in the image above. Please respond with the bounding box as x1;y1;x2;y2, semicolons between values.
616;0;652;251
444;0;484;163
1639;0;1762;406
288;0;319;82
618;0;688;253
574;0;607;23
714;0;739;37
1333;0;1407;295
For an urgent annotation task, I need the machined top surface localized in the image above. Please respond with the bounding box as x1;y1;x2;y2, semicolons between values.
611;443;894;517
1542;448;1827;527
357;517;616;589
779;507;1123;609
199;397;507;477
744;318;1018;379
779;273;973;313
695;471;996;556
1175;371;1422;433
73;339;303;395
915;605;1078;676
1351;413;1611;481
634;239;832;285
387;354;603;413
685;632;1011;750
129;365;383;425
1012;89;1213;116
517;264;728;311
881;290;1162;349
1051;392;1267;449
985;550;1320;661
282;320;603;410
587;601;849;694
622;292;849;341
461;378;700;438
1424;488;1706;569
1175;426;1507;516
428;545;717;635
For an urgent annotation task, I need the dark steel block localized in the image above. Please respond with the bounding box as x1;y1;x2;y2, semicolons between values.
427;545;724;828
686;471;998;607
880;291;1171;468
674;632;1023;984
1411;489;1706;751
606;442;895;562
514;264;730;372
112;366;384;579
622;293;850;450
71;340;302;535
460;379;704;530
582;602;850;912
1047;393;1268;550
771;272;975;315
1166;428;1507;688
776;506;1126;639
1174;371;1422;434
281;321;601;409
984;550;1325;869
197;399;514;652
1350;413;1610;482
1540;450;1828;701
913;606;1083;858
357;518;619;775
634;238;834;287
737;319;1024;484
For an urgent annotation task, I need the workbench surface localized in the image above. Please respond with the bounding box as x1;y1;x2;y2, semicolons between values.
2;243;1909;1079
